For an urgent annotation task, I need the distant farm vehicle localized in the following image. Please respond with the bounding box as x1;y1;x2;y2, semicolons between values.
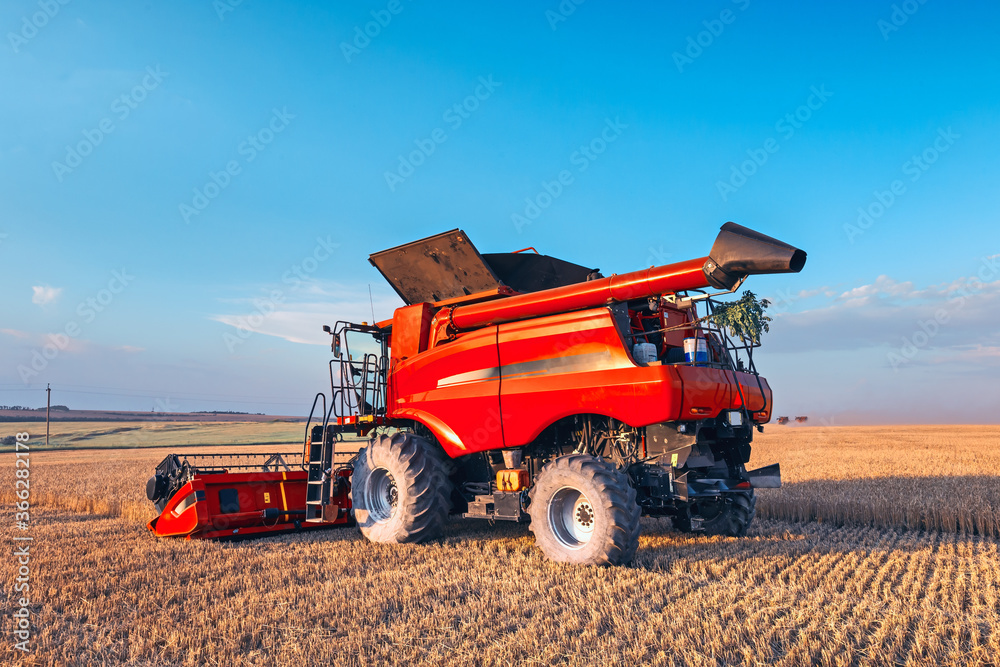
777;417;790;425
148;222;806;565
795;416;809;423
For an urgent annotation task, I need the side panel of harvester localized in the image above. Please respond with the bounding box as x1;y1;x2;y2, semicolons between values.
497;307;684;447
676;366;771;422
387;302;776;454
388;323;504;456
497;308;773;447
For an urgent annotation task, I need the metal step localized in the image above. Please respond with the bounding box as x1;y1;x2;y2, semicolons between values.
304;430;337;523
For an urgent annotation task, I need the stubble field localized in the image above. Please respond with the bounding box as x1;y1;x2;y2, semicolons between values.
2;424;999;665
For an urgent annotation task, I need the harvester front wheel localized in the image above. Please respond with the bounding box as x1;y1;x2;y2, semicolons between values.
350;432;452;544
528;454;641;566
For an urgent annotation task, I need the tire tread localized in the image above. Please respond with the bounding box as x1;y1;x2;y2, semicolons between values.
528;454;641;565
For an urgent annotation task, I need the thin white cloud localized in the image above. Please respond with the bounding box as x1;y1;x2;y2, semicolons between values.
837;275;914;304
921;345;1000;366
766;269;1000;358
211;283;404;346
31;285;62;305
0;329;132;356
1;328;30;339
213;306;333;346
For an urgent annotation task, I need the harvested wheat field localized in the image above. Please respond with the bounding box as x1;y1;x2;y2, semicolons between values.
752;425;1000;536
3;425;1000;666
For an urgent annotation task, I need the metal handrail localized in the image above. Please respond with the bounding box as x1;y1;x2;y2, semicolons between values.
175;452;299;473
303;392;326;469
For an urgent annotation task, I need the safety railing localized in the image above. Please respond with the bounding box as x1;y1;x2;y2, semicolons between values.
330;354;387;420
172;452;297;474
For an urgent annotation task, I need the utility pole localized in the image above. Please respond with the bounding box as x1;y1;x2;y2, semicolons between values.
46;383;51;447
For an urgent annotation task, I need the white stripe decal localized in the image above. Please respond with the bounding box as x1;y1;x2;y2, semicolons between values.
435;350;617;389
437;367;500;388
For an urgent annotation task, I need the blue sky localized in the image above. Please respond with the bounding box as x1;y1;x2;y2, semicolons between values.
1;0;998;422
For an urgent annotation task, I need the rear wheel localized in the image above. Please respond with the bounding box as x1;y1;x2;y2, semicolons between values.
350;432;451;544
528;454;641;565
674;490;756;537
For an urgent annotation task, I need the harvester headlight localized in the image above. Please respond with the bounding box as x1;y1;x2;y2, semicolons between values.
728;410;743;427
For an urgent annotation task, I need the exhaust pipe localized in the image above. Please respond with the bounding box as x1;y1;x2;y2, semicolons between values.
703;222;807;290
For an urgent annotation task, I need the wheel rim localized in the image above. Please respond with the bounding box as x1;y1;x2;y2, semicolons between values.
365;467;398;522
548;486;596;549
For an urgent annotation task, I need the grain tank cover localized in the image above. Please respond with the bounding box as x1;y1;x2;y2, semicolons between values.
369;229;597;305
369;229;501;305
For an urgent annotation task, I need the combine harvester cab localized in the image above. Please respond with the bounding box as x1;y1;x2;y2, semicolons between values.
146;451;351;539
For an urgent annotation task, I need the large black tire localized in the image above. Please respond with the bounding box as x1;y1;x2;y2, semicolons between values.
674;490;756;537
528;454;641;566
350;432;452;544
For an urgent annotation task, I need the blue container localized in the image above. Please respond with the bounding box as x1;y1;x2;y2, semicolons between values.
683;337;708;364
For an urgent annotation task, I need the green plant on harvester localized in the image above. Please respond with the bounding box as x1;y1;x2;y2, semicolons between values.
709;290;772;344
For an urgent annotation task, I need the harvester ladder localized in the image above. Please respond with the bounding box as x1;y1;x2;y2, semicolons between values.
304;393;336;523
305;438;336;522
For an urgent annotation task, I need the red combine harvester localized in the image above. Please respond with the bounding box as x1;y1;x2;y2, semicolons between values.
148;222;805;564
